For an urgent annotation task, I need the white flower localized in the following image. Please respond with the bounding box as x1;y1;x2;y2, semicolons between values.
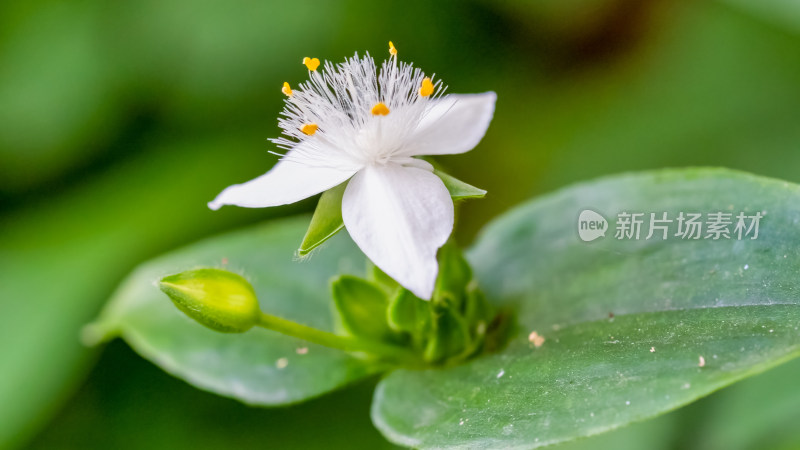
209;44;496;300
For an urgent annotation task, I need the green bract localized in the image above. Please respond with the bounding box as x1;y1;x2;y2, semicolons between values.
330;243;504;365
88;168;800;448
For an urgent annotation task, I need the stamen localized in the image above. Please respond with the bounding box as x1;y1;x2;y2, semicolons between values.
371;102;390;116
300;123;319;135
419;77;434;97
282;82;293;97
302;57;320;72
388;41;397;56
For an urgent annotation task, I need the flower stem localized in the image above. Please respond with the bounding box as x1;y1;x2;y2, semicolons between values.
257;312;422;365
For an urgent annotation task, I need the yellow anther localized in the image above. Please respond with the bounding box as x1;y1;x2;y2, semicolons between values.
419;77;434;97
371;102;390;116
300;123;318;135
281;82;293;97
302;57;320;71
388;41;397;56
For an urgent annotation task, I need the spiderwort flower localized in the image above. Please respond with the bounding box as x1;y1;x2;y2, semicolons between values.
209;43;496;300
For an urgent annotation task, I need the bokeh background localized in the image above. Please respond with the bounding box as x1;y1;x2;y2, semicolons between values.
2;0;800;448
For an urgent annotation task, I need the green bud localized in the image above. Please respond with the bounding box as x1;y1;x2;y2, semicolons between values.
159;268;261;333
387;288;430;335
433;241;472;309
331;275;398;342
423;309;469;363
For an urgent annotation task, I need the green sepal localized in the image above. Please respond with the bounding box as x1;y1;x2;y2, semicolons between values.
434;169;487;200
423;308;469;363
331;275;397;342
464;282;494;327
158;268;261;333
298;181;347;256
387;288;431;337
432;241;472;309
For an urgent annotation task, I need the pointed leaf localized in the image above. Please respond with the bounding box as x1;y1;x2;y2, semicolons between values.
298;181;346;256
434;169;487;200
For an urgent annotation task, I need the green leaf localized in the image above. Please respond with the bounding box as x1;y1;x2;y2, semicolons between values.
372;168;800;448
298;182;347;257
88;216;379;406
331;275;395;342
435;170;487;200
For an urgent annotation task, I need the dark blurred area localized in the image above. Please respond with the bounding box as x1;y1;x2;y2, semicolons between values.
2;0;800;448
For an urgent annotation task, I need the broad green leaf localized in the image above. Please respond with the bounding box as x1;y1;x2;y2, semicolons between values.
88;216;379;406
686;351;800;450
298;182;347;257
372;168;800;448
331;275;395;342
435;170;487;200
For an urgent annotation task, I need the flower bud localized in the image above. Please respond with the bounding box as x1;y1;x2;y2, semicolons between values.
159;268;261;333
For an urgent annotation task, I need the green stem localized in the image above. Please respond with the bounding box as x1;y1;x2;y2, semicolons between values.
257;312;422;365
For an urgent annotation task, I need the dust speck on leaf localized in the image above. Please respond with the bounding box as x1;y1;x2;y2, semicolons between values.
276;357;289;369
528;331;546;348
698;356;706;367
296;347;309;355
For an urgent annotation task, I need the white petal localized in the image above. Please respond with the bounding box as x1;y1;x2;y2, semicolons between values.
403;92;497;157
208;147;358;210
342;164;454;299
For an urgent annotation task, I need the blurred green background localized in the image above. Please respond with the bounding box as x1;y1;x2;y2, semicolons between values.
2;0;800;448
